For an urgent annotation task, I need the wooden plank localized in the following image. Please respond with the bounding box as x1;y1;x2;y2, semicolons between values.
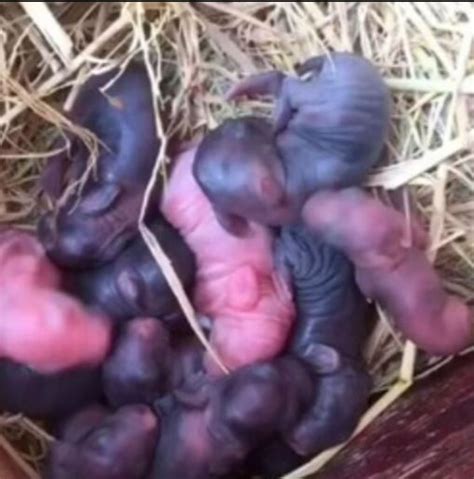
320;354;474;479
0;447;31;479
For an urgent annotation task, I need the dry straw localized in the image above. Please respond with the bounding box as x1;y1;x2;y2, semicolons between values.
0;2;473;478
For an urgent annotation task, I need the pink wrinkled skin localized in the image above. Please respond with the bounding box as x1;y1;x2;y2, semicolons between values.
0;288;111;374
303;189;474;355
302;189;428;271
161;146;295;374
357;248;473;355
0;229;111;373
0;229;60;289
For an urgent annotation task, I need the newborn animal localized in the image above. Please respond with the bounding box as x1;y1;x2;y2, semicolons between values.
303;189;474;355
277;225;369;366
0;287;111;418
47;404;159;479
153;358;314;479
0;285;110;374
39;62;161;268
0;228;60;289
161;145;294;373
261;226;371;463
194;53;390;235
68;217;195;327
103;318;172;408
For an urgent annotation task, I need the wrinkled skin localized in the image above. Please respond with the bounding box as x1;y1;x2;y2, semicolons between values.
0;288;111;374
0;228;60;289
263;226;371;461
357;248;474;355
161;146;294;373
195;53;390;235
0;360;102;419
67;218;196;327
303;189;474;355
302;189;428;270
153;358;314;479
276;226;369;366
47;405;159;479
38;62;161;268
103;318;172;408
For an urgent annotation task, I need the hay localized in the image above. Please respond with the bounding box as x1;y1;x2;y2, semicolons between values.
0;2;473;477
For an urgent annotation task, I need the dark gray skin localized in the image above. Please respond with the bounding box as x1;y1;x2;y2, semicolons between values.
0;360;101;419
247;228;372;477
272;226;371;459
67;218;196;328
194;53;390;237
39;62;161;268
276;226;370;366
103;318;172;408
152;358;315;479
46;404;159;479
104;318;207;409
194;117;291;236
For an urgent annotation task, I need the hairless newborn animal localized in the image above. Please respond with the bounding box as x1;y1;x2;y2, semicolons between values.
67;217;195;328
250;226;371;476
0;228;60;289
103;318;172;408
39;62;161;268
47;404;159;479
303;189;474;355
161;145;294;373
194;52;390;235
0;231;111;417
153;358;314;479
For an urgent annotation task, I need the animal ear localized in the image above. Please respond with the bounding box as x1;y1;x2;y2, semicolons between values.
258;176;285;207
273;85;294;134
295;55;326;77
302;344;342;374
41;153;69;199
117;269;142;306
215;210;251;238
78;183;122;216
226;71;284;101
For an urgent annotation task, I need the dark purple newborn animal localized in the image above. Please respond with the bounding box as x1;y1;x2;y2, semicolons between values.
103;318;207;409
194;117;290;234
39;61;161;268
67;218;195;327
153;358;314;479
103;318;171;408
46;404;159;479
268;226;371;463
0;361;102;420
194;52;390;235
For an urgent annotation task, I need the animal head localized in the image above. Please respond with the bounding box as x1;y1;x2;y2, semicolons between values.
194;117;293;235
48;405;159;479
38;183;142;268
103;318;172;408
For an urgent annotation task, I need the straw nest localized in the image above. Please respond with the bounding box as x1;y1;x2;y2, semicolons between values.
0;2;473;478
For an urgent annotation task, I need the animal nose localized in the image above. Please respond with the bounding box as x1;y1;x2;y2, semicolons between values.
37;214;58;252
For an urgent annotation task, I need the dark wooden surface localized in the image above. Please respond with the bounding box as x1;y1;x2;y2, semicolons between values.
320;354;474;479
0;448;28;479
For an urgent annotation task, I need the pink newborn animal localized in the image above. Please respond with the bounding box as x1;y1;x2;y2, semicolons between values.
0;228;60;290
161;146;294;374
0;229;111;373
0;288;111;374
